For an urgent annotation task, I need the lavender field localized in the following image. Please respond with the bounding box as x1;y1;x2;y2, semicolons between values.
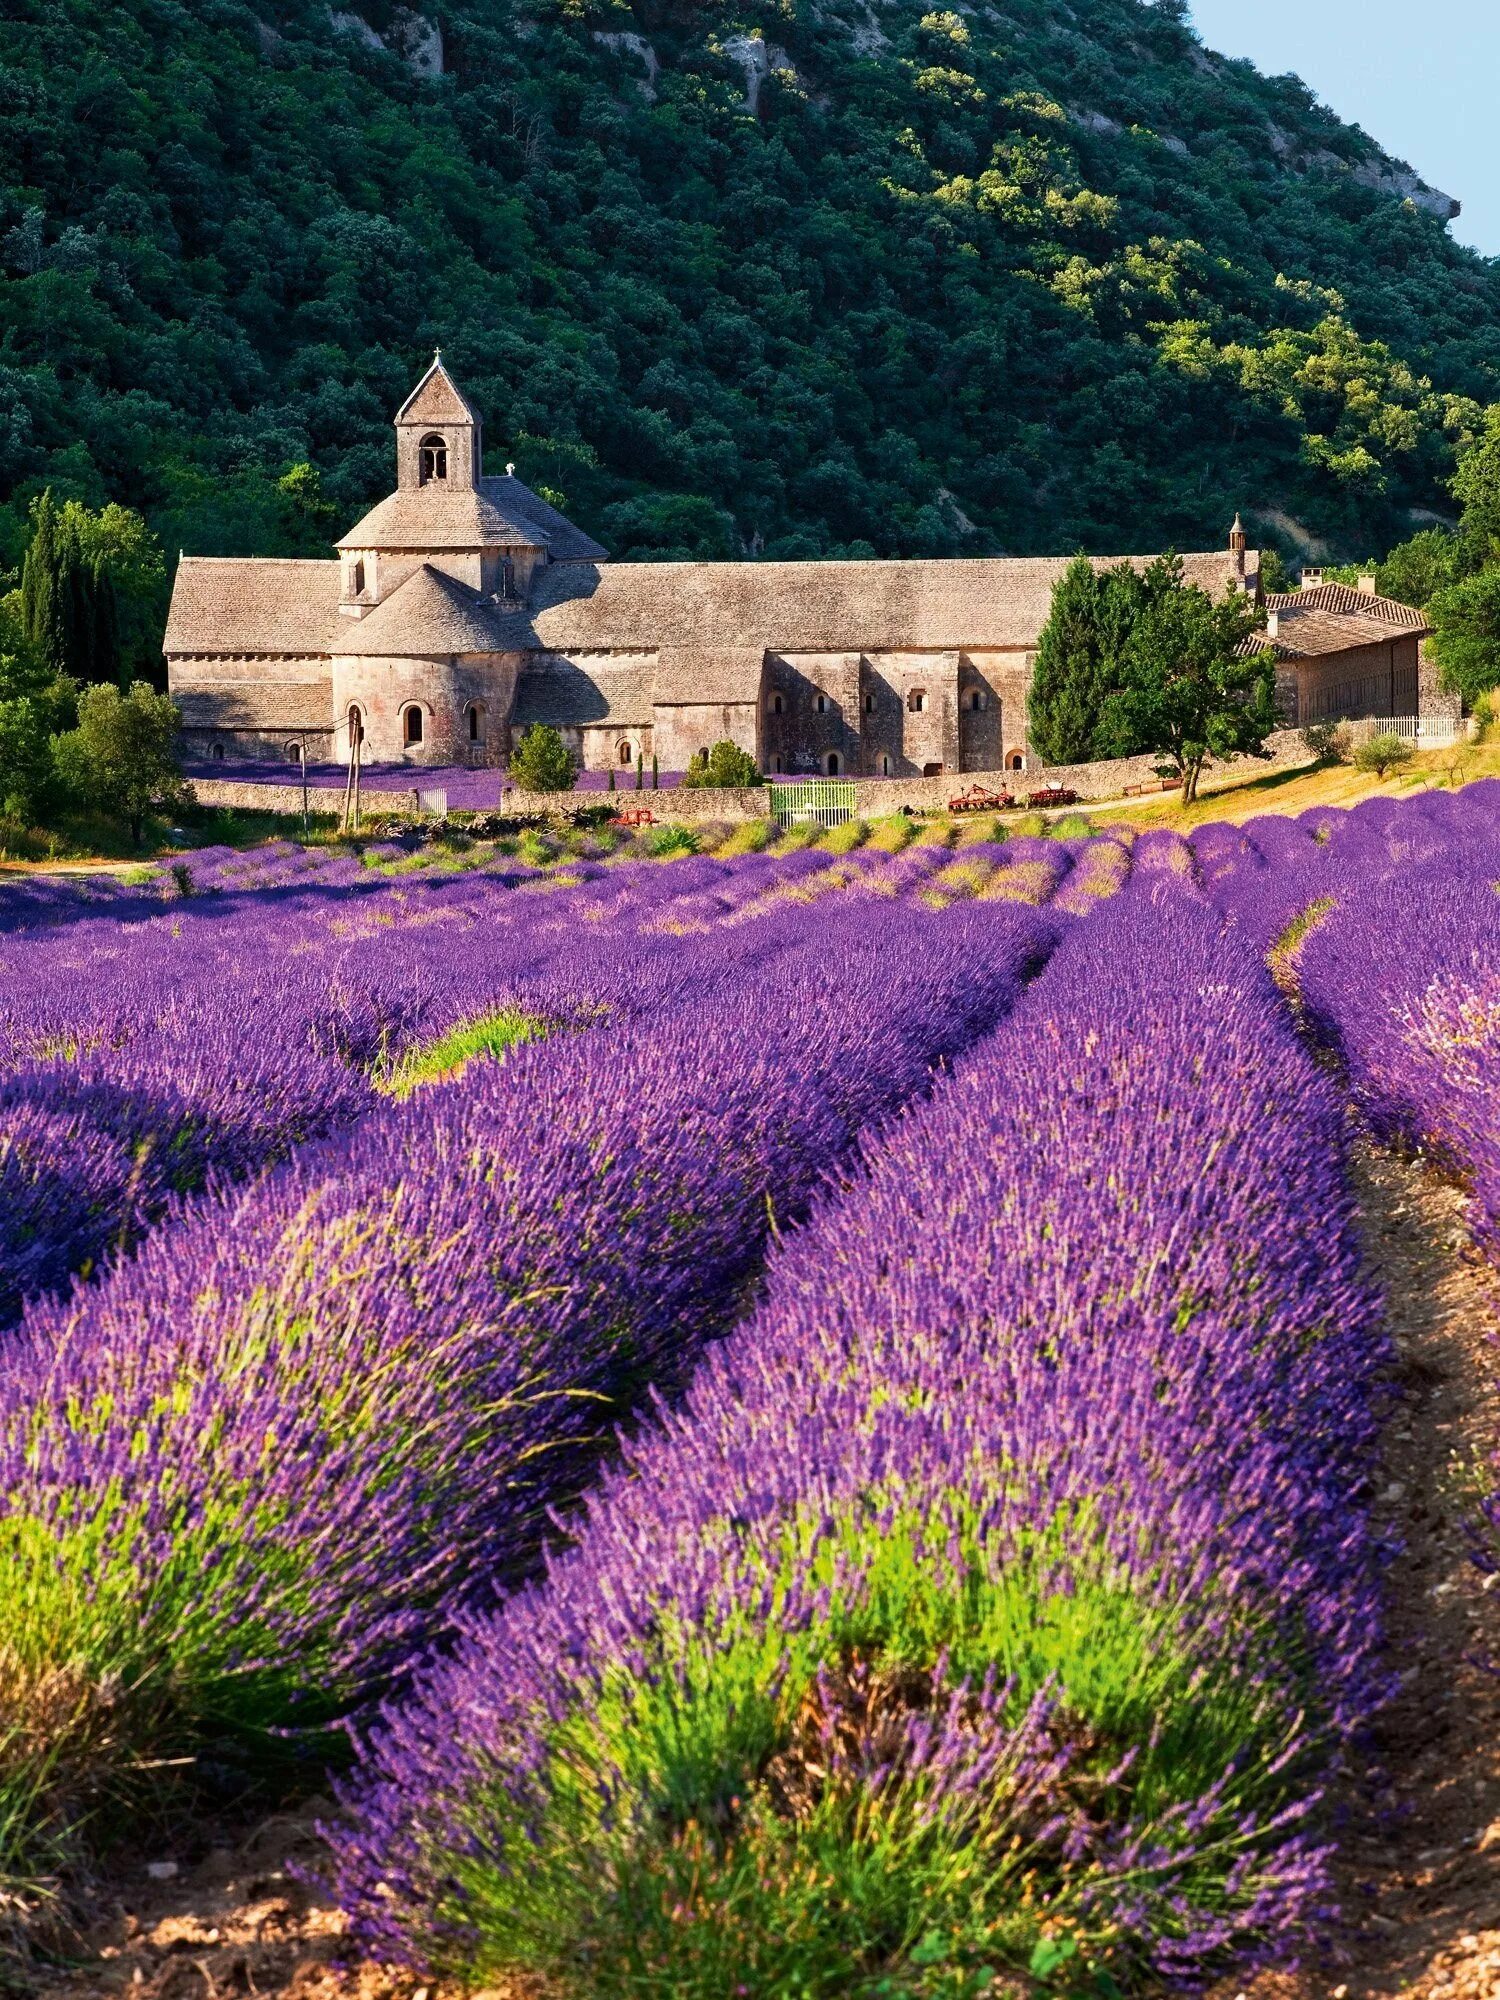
3;789;1499;1996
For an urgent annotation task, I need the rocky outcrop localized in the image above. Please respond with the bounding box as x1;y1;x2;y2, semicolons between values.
591;30;660;100
329;7;442;77
722;33;797;115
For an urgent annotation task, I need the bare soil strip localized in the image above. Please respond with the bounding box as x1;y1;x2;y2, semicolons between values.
1217;1146;1500;2000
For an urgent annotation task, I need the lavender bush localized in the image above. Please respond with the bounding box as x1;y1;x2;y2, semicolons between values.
0;896;1052;1888
328;884;1388;1993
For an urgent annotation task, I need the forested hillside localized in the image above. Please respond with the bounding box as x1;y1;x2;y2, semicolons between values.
2;0;1498;578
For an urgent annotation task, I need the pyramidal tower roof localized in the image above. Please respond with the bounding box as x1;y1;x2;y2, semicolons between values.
395;350;480;429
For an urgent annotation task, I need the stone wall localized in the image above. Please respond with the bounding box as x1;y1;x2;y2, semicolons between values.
191;778;426;817
191;731;1318;826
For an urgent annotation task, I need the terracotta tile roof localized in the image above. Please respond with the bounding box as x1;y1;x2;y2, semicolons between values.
1266;585;1432;660
523;552;1248;655
1270;583;1429;629
328;564;515;657
163;558;341;656
514;656;654;727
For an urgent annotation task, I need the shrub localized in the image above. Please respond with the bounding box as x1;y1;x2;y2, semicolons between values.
1353;731;1413;777
508;726;577;794
681;740;761;789
644;823;698;857
1302;718;1351;764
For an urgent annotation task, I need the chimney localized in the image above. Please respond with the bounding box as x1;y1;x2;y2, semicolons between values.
1228;510;1247;580
1266;609;1279;639
1358;573;1377;596
1299;567;1323;590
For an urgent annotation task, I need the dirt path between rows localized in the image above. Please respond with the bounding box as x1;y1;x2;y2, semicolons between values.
22;1149;1500;2000
1218;1146;1500;2000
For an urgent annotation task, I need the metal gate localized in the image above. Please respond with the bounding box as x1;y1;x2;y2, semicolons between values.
768;780;857;830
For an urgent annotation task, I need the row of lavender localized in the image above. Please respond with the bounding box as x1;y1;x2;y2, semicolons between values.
0;889;1053;1892
325;879;1391;1993
1193;781;1500;1571
0;835;1123;1325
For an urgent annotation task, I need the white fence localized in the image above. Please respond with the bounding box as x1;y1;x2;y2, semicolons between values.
1344;715;1463;748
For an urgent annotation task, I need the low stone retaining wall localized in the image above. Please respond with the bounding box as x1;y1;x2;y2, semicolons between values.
190;778;426;817
193;733;1318;827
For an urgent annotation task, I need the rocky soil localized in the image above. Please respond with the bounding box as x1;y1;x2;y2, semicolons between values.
1216;1148;1500;2000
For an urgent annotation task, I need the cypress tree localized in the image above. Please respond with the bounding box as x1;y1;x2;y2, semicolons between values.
635;752;643;791
20;490;65;676
89;557;122;685
1027;556;1145;766
651;752;659;790
62;527;96;683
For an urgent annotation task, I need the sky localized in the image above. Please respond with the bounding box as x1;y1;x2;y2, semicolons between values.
1187;0;1500;258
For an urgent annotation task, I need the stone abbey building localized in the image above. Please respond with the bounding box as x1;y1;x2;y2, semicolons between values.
165;358;1432;777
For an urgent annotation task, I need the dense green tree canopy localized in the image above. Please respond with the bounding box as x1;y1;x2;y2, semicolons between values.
52;682;191;844
1104;554;1275;801
1;0;1498;601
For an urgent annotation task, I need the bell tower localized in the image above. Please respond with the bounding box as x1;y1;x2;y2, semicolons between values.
394;351;483;493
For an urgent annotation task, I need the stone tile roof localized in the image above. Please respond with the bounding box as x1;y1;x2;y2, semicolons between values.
1267;585;1432;660
653;645;768;704
336;484;546;553
328;564;515;657
524;553;1247;654
175;680;333;729
336;473;606;558
164;558;341;656
487;475;608;563
395;355;480;428
514;656;654;728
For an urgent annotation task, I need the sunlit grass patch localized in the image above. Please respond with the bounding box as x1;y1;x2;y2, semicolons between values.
817;818;868;854
374;1008;548;1098
863;815;915;853
715;819;773;856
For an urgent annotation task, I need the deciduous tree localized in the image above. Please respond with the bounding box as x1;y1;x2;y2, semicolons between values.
52;683;191;845
1105;557;1276;804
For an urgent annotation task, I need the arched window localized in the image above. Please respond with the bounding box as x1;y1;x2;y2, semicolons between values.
815;693;828;715
1006;749;1025;772
879;753;891;776
351;558;365;597
467;704;483;743
618;739;633;765
907;689;928;714
967;689;985;712
864;693;875;714
770;753;782;773
347;703;364;746
418;433;448;484
210;742;225;762
826;751;841;775
402;704;424;747
286;741;304;764
769;691;784;715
